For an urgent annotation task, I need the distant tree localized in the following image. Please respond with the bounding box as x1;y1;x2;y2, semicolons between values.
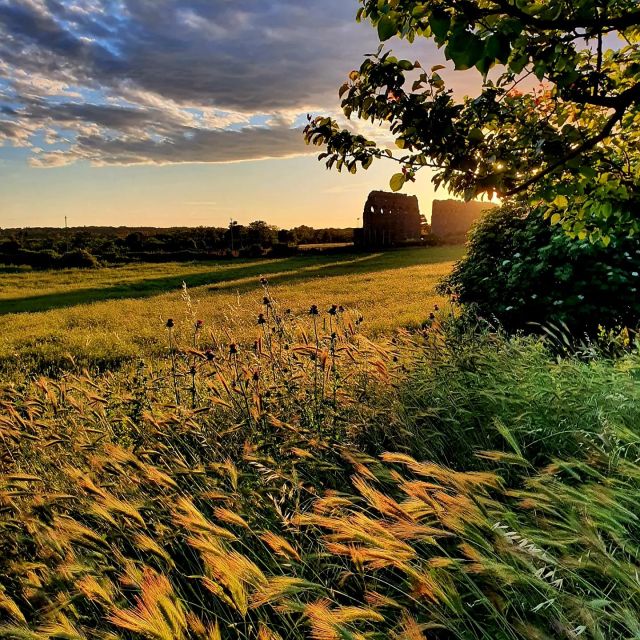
247;220;277;247
0;238;21;253
277;229;292;244
291;225;316;244
71;231;92;250
305;0;640;243
125;232;144;251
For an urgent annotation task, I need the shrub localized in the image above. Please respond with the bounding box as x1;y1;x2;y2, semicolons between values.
439;204;640;336
239;243;266;259
270;242;298;257
58;248;100;269
0;249;60;269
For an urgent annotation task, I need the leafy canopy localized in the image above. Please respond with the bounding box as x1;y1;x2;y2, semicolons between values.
304;0;640;242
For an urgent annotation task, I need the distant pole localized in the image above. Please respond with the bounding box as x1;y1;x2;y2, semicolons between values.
65;216;69;253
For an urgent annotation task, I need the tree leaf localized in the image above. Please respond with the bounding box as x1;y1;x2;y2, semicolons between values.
468;127;484;143
553;195;568;209
390;173;406;192
377;16;397;41
485;33;511;64
429;11;450;41
446;32;484;70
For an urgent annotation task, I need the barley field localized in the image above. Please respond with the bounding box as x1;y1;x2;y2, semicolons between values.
0;247;462;373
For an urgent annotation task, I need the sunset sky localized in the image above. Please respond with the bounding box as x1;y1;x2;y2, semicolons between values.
0;0;479;229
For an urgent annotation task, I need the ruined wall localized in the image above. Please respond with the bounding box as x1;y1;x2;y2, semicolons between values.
361;191;422;247
430;199;496;240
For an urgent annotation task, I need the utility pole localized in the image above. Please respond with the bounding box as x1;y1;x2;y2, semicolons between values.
229;218;237;253
65;216;70;253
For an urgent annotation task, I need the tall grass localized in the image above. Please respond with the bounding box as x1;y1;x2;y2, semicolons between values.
1;286;639;639
385;322;640;469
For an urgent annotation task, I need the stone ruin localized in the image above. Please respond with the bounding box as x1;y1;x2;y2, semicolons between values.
430;199;496;241
357;190;422;248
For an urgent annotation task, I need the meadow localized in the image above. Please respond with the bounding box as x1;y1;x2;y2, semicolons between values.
1;245;639;640
2;283;639;640
0;247;462;374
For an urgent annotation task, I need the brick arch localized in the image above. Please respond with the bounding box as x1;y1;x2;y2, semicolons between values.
360;191;422;248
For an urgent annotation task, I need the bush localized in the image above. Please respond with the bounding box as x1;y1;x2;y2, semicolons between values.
440;204;640;336
0;249;100;269
270;242;298;257
239;243;266;259
0;249;60;269
58;248;100;269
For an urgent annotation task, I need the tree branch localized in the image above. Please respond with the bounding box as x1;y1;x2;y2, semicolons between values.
483;0;640;32
567;80;640;109
505;105;625;196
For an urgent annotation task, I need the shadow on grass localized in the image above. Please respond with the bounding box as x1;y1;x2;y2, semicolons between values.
0;248;460;315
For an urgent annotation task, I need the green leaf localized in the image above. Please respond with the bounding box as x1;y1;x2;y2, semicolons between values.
553;195;568;209
390;173;406;192
468;127;484;143
431;73;445;89
509;53;529;74
446;32;484;70
429;10;450;41
485;33;511;64
578;166;596;179
475;57;494;77
412;5;429;18
377;15;397;41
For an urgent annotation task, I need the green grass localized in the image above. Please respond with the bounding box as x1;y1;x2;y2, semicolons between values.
0;246;463;373
4;245;637;639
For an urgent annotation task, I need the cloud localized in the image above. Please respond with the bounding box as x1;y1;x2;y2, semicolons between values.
0;0;457;166
30;122;309;167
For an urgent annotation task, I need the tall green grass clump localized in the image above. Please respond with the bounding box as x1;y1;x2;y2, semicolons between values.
1;284;639;639
386;323;640;469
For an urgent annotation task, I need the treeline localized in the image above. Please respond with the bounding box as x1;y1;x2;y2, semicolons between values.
0;222;355;269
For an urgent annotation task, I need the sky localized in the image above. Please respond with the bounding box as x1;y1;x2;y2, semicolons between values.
0;0;479;229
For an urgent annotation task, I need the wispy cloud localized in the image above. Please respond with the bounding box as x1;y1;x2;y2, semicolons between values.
0;0;386;166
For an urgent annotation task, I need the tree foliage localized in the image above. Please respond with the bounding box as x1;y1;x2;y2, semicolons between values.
304;0;640;241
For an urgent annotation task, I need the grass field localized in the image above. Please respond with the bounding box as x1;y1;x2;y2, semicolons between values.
3;247;640;640
4;292;639;640
0;246;463;373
